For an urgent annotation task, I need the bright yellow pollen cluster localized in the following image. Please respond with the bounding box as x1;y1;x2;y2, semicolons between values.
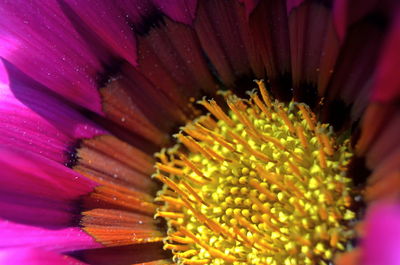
154;81;355;265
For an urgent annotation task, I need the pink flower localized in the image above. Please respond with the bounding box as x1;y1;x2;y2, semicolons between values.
0;0;399;264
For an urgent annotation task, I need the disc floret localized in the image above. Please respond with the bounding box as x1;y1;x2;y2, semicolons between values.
154;81;355;265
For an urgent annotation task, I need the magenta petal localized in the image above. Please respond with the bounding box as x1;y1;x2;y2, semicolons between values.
0;147;97;203
116;0;155;29
333;0;396;41
63;0;138;66
286;0;305;14
0;60;106;163
0;0;104;113
371;14;400;103
362;202;400;265
0;194;78;229
333;0;347;39
0;220;101;252
0;147;97;227
0;248;87;265
152;0;198;25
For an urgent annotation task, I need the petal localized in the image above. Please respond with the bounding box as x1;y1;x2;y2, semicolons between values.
0;0;105;113
247;0;292;99
75;135;157;193
0;59;106;164
134;16;217;119
361;202;400;265
332;0;348;40
75;243;168;265
0;248;87;265
194;0;261;88
333;0;385;41
371;13;400;103
287;0;340;105
152;0;198;25
0;220;101;253
365;107;400;169
238;0;261;16
321;6;389;126
0;147;97;204
0;147;97;228
286;0;305;14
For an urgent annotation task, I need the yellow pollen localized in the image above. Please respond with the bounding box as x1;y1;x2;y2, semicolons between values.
154;81;355;265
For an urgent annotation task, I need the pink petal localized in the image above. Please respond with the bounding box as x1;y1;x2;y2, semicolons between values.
152;0;198;25
116;0;155;32
0;147;97;227
362;202;400;265
0;248;87;265
0;193;78;229
0;147;97;203
371;13;400;103
62;0;138;67
0;220;101;253
0;60;106;164
0;0;104;113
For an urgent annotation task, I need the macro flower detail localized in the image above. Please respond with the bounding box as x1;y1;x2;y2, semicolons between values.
0;0;399;265
155;81;355;264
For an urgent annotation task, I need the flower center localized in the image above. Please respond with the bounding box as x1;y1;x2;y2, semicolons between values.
154;81;356;265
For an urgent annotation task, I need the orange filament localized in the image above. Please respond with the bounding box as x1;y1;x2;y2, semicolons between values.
154;80;355;264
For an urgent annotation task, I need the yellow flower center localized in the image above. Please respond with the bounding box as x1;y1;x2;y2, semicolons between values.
154;81;355;265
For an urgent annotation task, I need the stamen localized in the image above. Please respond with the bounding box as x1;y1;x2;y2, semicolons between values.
155;81;355;264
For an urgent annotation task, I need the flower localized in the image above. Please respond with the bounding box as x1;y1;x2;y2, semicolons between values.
0;0;399;264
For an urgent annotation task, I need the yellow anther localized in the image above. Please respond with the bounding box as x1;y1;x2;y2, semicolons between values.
155;82;354;265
